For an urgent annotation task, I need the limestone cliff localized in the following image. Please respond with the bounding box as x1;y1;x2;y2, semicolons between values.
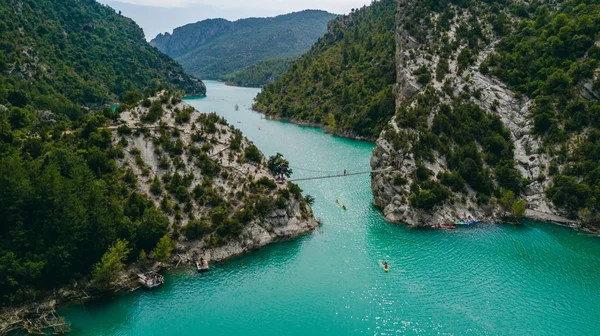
371;0;578;227
114;92;318;263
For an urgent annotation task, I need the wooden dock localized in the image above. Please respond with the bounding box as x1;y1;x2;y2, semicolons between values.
137;272;164;289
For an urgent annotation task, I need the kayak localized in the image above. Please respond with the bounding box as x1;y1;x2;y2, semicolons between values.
382;263;389;272
456;220;481;226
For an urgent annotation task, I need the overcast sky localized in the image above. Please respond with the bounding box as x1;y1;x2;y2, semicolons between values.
98;0;371;40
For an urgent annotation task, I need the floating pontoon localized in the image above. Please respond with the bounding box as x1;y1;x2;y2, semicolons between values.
138;271;164;288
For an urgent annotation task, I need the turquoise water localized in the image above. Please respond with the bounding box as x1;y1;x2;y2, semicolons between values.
61;81;600;335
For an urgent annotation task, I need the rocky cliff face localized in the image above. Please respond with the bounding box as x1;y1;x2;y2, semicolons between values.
115;92;318;263
151;19;233;59
371;0;575;226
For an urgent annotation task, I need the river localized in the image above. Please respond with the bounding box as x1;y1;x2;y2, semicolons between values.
61;81;600;335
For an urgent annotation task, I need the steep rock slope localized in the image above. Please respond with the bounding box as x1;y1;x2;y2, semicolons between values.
114;92;318;261
0;0;205;118
253;0;397;140
151;10;337;80
372;0;600;228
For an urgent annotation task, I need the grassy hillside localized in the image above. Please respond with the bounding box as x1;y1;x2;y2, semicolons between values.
252;0;397;140
0;0;205;120
220;57;295;88
151;10;337;80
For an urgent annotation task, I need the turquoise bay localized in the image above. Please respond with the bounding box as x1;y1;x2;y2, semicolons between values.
61;81;600;335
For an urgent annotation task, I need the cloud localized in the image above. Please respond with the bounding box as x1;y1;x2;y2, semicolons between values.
109;0;370;13
110;0;193;7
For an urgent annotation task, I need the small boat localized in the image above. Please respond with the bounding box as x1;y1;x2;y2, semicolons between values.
442;225;457;230
455;219;480;226
196;259;209;273
138;271;164;289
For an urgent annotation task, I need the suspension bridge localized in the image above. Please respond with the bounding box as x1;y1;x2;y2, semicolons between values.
286;167;395;182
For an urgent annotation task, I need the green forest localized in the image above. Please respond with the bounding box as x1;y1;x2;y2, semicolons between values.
220;57;296;88
0;111;170;305
253;0;397;140
482;0;600;219
0;0;205;305
152;10;337;80
0;0;204;121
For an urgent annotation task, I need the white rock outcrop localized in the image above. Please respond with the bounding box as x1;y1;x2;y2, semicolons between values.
371;0;574;226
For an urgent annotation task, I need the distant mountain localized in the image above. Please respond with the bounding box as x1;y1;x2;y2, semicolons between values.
150;10;337;80
253;1;397;139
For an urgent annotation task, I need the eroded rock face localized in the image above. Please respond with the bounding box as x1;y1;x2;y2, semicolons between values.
114;92;318;263
191;197;316;262
370;0;573;226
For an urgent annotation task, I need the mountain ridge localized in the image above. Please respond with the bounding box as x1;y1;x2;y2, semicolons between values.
150;10;338;80
0;0;205;119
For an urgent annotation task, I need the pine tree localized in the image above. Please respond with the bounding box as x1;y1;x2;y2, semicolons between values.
92;240;131;287
152;235;175;262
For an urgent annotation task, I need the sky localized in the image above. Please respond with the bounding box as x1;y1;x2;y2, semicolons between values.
98;0;371;40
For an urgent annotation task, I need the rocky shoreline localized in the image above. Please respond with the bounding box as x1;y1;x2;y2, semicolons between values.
367;0;594;231
0;216;316;335
0;191;317;336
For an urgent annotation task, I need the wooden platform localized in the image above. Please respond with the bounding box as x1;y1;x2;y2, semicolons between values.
138;271;164;289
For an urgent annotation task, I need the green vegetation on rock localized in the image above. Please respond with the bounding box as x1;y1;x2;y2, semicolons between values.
0;112;170;305
92;240;132;287
483;0;600;219
253;0;397;139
